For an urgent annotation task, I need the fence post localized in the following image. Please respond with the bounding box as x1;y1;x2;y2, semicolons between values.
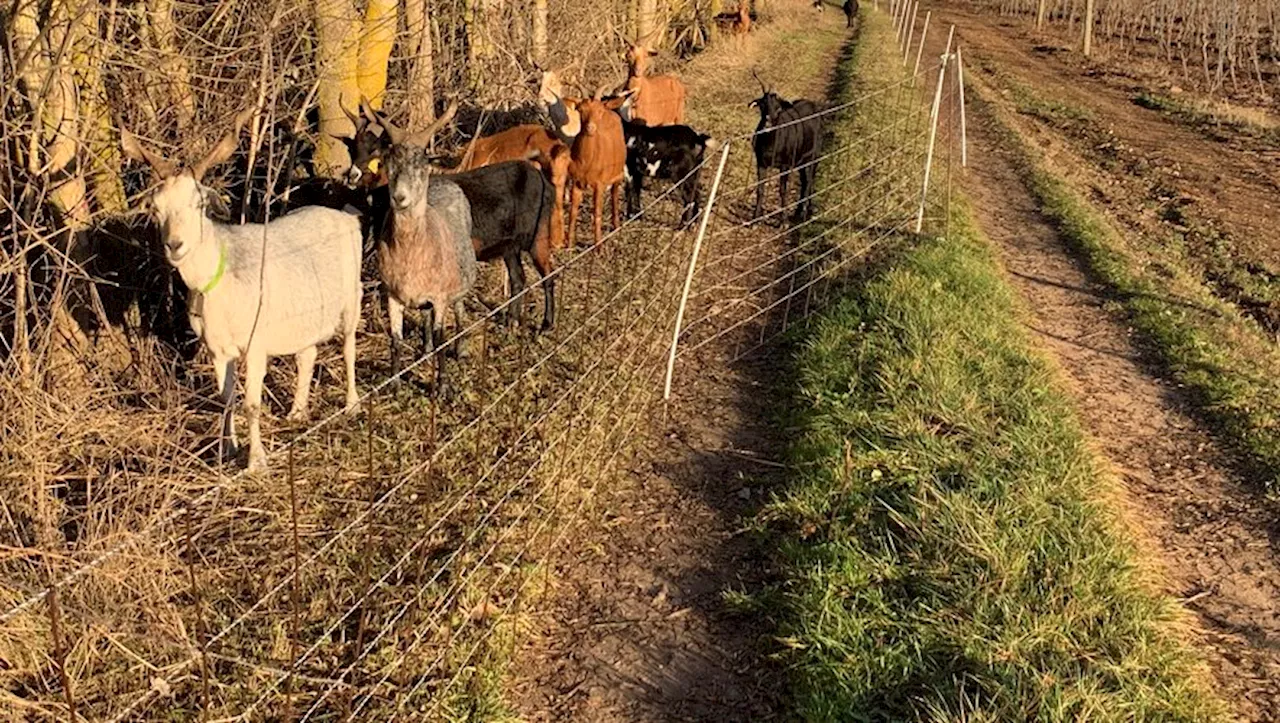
911;10;931;85
903;2;919;65
663;141;732;401
957;45;968;168
915;24;955;234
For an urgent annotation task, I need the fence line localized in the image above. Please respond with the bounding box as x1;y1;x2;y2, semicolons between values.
2;16;963;719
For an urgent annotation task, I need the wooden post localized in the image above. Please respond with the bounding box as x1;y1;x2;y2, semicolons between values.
1083;0;1095;56
916;25;955;234
664;142;732;401
1036;0;1047;29
912;10;931;83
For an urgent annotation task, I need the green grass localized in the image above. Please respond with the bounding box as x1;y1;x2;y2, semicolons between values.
770;203;1225;722
762;8;1225;721
971;80;1280;491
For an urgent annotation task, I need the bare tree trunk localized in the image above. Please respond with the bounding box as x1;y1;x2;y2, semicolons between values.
405;0;436;127
145;0;196;133
313;0;362;175
638;0;658;44
532;0;548;64
358;0;397;109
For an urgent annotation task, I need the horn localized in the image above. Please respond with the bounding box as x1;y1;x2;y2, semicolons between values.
751;68;767;93
119;124;178;178
338;94;363;134
403;99;459;147
191;106;253;181
362;95;404;146
593;84;608;100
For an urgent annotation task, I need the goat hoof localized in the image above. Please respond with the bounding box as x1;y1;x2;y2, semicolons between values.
540;319;554;333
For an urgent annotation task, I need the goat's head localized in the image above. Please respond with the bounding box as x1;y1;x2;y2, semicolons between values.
120;108;251;263
361;98;459;213
747;70;785;123
625;44;657;75
541;72;585;142
571;86;625;137
337;97;389;189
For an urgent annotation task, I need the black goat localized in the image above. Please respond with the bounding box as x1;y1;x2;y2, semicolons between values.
843;0;859;27
748;73;824;223
346;106;557;331
621;119;712;227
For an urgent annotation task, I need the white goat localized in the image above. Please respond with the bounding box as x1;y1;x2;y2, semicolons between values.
121;109;364;472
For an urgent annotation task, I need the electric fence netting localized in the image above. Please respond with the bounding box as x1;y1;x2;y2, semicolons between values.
1;4;966;719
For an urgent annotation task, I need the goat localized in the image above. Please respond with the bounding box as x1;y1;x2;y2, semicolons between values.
545;84;628;248
457;124;572;251
620;118;713;227
843;0;858;27
623;44;687;126
373;102;477;393
356;101;559;331
749;71;825;223
121;109;363;472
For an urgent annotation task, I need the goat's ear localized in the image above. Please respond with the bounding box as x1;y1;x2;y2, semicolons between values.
201;186;231;221
747;98;760;108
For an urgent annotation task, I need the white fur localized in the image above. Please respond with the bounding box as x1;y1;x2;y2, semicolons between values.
154;174;363;471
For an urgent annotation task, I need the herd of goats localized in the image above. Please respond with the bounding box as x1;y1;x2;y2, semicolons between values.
116;1;858;472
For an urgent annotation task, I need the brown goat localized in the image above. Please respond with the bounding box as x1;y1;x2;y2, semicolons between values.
624;44;687;126
556;89;627;248
458;125;572;251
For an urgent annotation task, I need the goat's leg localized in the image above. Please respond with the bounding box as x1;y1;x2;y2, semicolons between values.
779;171;791;223
453;300;469;359
388;295;406;383
627;169;643;219
531;240;556;331
287;345;317;422
802;165;817;220
503;252;527;327
342;308;359;411
427;305;448;397
753;165;766;222
681;171;701;227
244;352;268;472
213;355;238;461
568;184;583;248
611;182;622;231
592;184;604;246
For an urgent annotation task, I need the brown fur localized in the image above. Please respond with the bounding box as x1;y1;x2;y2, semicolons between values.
733;3;752;35
624;45;687;126
458;125;572;251
563;97;627;247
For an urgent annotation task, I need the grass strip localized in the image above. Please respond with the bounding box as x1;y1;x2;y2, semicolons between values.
968;75;1280;491
770;203;1225;721
766;10;1224;719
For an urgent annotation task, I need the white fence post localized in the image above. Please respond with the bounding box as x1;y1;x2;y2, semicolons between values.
911;11;931;86
903;2;919;65
915;24;955;234
663;141;732;401
957;45;968;168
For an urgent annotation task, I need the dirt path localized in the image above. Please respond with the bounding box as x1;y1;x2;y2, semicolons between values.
955;57;1280;723
506;9;850;721
929;5;1280;338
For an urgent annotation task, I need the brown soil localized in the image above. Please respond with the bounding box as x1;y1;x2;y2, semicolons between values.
505;9;851;721
936;5;1280;333
942;16;1280;720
